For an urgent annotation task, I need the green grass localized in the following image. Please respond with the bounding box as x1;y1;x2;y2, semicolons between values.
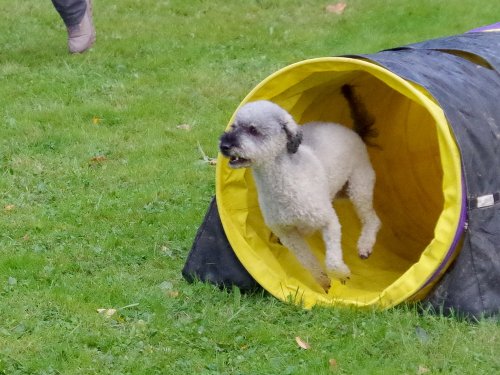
1;0;499;373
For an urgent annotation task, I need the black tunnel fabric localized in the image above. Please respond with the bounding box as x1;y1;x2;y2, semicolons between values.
406;33;500;70
356;31;500;318
182;197;259;291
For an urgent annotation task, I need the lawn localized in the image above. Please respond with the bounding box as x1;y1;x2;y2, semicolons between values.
1;0;499;374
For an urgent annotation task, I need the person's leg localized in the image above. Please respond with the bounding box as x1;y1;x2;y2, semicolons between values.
51;0;95;53
51;0;86;26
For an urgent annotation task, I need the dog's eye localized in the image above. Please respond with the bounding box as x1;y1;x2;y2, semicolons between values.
248;126;259;136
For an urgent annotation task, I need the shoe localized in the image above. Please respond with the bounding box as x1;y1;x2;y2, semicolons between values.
67;0;95;53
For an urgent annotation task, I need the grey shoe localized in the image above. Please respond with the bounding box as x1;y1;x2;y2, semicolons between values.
67;0;95;53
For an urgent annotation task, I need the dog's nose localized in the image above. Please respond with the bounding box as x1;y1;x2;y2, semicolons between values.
219;132;236;154
220;141;231;153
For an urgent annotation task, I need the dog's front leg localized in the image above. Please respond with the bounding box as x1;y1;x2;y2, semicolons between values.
322;214;351;283
276;228;331;293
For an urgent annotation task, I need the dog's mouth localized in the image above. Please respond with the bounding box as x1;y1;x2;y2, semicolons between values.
228;156;252;168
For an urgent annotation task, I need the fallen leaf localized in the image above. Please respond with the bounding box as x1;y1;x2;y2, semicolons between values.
326;2;347;14
167;290;179;298
92;116;101;125
97;308;117;318
22;234;30;241
295;336;311;350
90;155;107;163
89;155;108;167
329;358;338;369
176;124;192;131
4;204;15;211
417;365;430;374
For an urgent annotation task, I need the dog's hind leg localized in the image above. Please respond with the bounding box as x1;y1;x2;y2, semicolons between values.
275;228;331;292
348;167;381;259
322;214;351;283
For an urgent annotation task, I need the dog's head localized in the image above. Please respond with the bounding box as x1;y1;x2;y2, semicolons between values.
219;100;303;169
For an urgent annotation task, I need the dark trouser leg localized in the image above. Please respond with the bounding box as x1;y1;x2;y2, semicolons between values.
51;0;87;27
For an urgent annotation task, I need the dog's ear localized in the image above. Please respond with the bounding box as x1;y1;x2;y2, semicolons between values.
280;114;302;154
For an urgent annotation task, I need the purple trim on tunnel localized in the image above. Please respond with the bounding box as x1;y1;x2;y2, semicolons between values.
420;173;468;290
467;23;500;33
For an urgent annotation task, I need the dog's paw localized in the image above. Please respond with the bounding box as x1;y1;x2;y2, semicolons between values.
326;263;351;284
358;247;373;259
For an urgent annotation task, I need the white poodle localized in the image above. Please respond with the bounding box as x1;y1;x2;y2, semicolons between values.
219;85;381;292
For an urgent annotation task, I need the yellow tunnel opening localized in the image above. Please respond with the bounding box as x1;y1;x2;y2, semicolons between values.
216;57;464;309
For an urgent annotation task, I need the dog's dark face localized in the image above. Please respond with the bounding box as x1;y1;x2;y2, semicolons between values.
219;100;302;169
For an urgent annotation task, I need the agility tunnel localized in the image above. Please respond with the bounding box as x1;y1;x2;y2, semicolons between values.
183;26;500;318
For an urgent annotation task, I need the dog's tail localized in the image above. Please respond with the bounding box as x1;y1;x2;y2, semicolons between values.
341;84;379;147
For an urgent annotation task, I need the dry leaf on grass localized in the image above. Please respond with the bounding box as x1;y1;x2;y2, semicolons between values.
89;155;108;166
167;290;179;298
325;2;347;14
328;358;338;369
97;303;139;318
4;204;15;211
97;308;117;318
90;155;107;163
176;124;192;131
295;336;311;350
417;365;430;374
92;116;101;125
159;281;180;297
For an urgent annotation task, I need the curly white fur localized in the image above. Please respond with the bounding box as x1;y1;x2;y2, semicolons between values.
219;100;381;292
